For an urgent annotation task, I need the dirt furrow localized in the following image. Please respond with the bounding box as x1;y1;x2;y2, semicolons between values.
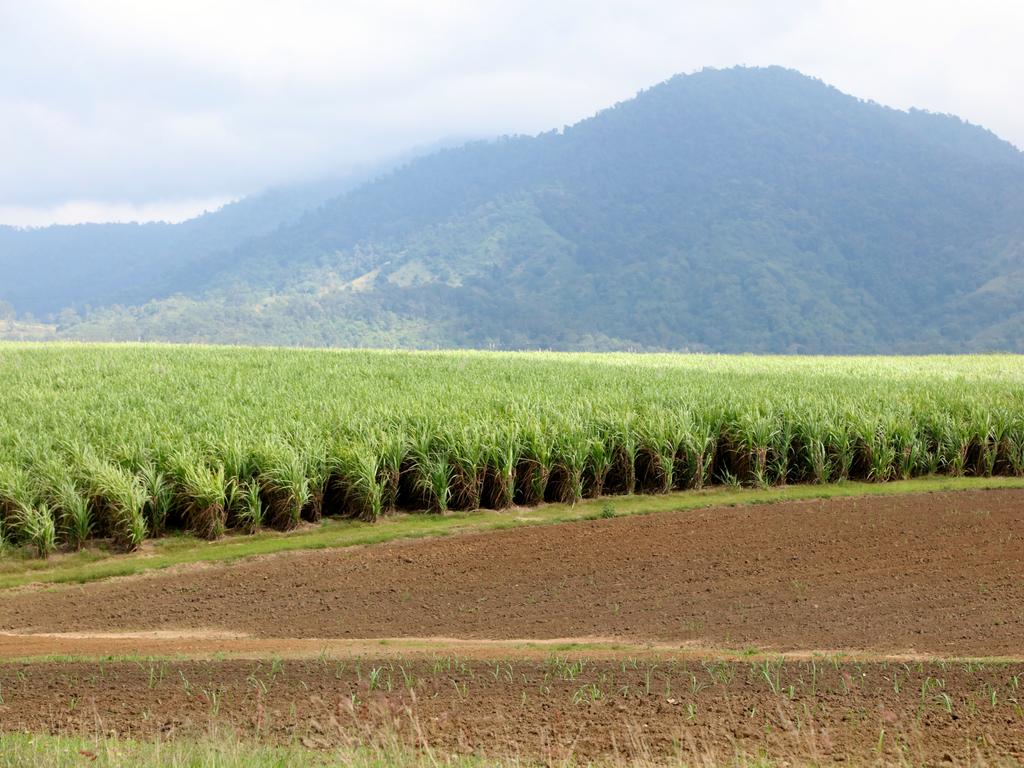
1;489;1022;656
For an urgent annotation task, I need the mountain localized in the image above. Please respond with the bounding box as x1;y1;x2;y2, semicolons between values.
0;179;361;319
8;66;1024;352
0;139;462;319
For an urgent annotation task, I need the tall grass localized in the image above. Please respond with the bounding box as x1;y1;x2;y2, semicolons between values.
0;729;785;768
2;345;1024;557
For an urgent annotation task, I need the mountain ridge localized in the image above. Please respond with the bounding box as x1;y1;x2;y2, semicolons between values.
5;66;1024;352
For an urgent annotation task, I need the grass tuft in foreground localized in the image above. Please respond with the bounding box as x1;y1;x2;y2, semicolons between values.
0;730;781;768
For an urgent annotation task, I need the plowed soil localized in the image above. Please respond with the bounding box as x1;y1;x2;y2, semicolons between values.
2;489;1022;656
2;489;1023;762
1;657;1022;764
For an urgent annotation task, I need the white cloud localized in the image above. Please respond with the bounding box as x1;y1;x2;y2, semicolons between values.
0;198;235;227
1;0;1021;224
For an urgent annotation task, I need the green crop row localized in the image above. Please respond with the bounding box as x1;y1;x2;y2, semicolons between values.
1;345;1023;558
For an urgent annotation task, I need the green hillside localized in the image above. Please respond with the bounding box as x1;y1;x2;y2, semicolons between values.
0;178;361;318
10;66;1024;352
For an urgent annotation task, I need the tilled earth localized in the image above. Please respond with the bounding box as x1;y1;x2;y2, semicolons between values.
0;657;1022;764
1;489;1023;763
1;489;1022;655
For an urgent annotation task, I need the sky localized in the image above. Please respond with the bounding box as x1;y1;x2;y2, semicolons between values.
2;0;1023;226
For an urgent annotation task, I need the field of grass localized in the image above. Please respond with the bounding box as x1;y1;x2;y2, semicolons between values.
2;344;1024;558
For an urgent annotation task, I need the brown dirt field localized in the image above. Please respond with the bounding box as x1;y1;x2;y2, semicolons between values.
2;489;1023;762
1;489;1022;657
1;656;1022;764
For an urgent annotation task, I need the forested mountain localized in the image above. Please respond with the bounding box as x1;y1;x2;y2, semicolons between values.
0;140;458;318
6;66;1024;352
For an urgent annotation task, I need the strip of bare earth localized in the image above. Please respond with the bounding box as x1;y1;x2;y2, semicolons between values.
2;476;1022;591
2;632;1024;664
1;486;1022;661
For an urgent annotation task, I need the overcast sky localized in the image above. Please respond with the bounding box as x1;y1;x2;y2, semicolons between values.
2;0;1022;226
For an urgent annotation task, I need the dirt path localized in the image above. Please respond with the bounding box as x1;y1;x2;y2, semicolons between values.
5;631;1008;663
1;489;1022;658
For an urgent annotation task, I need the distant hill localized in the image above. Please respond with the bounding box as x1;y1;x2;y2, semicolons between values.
0;140;459;319
0;178;361;318
6;66;1024;352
